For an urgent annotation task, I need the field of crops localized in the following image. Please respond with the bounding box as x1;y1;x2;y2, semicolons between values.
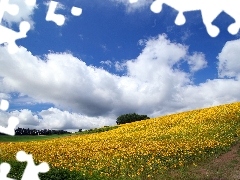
1;102;240;179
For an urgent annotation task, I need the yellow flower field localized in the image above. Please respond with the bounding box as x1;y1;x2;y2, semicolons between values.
1;102;240;179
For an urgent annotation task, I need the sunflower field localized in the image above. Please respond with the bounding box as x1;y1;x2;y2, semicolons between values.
1;102;240;179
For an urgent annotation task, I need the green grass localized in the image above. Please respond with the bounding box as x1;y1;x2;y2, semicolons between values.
1;139;240;180
0;126;119;142
0;134;72;142
0;159;102;180
76;125;119;135
1;105;240;179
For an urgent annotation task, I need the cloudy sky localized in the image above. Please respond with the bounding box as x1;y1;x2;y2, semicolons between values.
0;0;240;132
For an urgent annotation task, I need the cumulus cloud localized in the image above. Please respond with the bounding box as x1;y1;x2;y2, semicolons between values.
0;93;10;100
38;108;111;130
186;52;207;73
2;0;37;28
0;34;240;130
0;109;39;129
11;109;39;126
0;47;120;117
217;39;240;79
0;78;11;101
115;61;126;72
0;108;112;131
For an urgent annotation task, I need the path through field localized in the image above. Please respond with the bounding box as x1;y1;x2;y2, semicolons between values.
170;142;240;180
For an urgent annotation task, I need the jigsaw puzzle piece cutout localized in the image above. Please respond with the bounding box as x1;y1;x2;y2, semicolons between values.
0;99;9;111
0;162;16;180
0;20;30;54
16;151;50;180
150;0;163;13
223;1;240;35
201;7;222;37
0;0;35;54
71;6;82;16
0;0;36;21
151;0;196;26
150;0;225;37
0;116;19;136
175;12;186;25
228;23;240;35
0;99;19;136
0;0;19;22
46;1;65;26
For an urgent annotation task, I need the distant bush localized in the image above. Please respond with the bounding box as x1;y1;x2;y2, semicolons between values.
116;113;150;125
78;126;119;135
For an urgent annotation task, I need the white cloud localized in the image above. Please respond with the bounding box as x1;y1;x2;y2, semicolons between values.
0;109;39;129
0;47;120;117
38;108;111;130
2;0;37;28
0;35;240;131
0;93;10;100
0;111;10;127
217;39;240;79
0;108;113;131
187;52;207;73
100;60;112;67
111;0;153;12
115;61;126;71
43;0;65;10
179;79;240;107
180;29;192;42
100;44;108;52
0;78;11;101
12;109;39;126
125;34;189;82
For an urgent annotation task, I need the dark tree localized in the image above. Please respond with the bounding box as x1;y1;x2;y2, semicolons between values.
116;113;150;125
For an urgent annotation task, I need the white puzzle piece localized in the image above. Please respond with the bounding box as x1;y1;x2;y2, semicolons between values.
0;99;19;136
0;163;16;180
0;0;36;54
16;151;50;180
130;0;240;37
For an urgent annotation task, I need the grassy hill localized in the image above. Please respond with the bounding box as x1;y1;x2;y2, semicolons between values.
0;126;119;142
1;101;240;179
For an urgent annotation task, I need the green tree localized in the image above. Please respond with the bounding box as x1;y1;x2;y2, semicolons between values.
116;113;150;125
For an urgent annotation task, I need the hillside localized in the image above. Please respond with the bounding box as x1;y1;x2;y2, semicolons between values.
1;101;240;179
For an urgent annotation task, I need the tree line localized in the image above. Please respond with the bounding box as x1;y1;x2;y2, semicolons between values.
0;113;150;136
0;127;71;136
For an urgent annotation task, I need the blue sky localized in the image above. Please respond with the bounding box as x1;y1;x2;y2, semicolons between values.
0;0;240;132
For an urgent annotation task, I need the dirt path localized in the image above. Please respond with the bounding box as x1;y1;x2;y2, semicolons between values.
191;142;240;180
153;142;240;180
